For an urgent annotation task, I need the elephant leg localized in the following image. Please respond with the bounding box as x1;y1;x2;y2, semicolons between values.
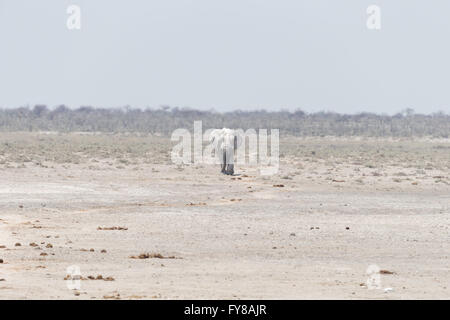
221;149;227;173
226;163;234;175
224;148;234;175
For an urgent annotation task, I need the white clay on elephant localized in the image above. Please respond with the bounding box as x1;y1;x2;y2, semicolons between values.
209;128;241;175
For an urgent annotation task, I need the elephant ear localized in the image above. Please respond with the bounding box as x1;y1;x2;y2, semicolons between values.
209;129;222;145
234;130;243;150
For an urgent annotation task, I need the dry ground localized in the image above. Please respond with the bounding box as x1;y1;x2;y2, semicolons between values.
0;132;449;299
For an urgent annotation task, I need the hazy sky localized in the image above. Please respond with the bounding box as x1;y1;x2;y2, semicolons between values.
1;0;449;114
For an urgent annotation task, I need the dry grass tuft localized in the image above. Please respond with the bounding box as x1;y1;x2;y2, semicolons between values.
97;226;128;231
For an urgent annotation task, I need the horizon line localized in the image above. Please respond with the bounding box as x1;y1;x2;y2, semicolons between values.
0;105;448;117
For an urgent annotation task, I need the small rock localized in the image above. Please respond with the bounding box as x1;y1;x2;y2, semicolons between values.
380;270;395;275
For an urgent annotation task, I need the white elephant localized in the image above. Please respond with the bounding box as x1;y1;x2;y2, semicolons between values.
209;128;242;175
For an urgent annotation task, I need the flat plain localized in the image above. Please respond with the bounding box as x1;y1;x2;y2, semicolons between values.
0;132;449;299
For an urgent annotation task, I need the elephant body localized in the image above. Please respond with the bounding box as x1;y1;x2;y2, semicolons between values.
209;128;240;175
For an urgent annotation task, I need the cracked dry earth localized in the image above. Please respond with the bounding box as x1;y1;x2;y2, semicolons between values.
0;133;449;299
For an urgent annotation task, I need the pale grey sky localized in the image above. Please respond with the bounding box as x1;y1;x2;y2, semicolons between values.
0;0;449;114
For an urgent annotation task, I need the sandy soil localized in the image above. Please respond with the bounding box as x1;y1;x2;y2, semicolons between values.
0;133;449;299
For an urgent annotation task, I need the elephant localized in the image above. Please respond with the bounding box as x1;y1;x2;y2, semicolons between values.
209;128;241;175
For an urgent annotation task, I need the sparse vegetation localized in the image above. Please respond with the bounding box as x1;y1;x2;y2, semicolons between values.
0;106;448;137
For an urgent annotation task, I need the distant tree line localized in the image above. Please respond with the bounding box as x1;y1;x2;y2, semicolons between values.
0;105;448;137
